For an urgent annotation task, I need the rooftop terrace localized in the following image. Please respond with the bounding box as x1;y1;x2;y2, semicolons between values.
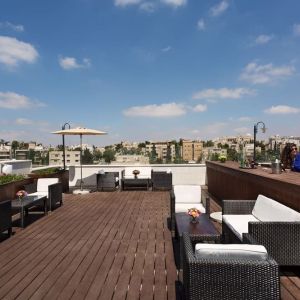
0;191;299;299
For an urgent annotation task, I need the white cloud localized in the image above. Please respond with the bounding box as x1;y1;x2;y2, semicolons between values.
264;105;300;114
114;0;142;6
0;22;24;32
240;62;295;84
0;92;45;109
123;102;186;117
15;118;33;125
161;0;187;8
293;24;300;37
15;118;49;126
161;46;172;52
255;34;274;45
210;1;229;17
197;19;205;31
193;104;207;112
59;56;91;70
0;36;38;67
234;127;249;133
238;116;252;122
139;2;155;12
193;88;255;100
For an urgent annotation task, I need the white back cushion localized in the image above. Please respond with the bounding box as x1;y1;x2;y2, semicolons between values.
174;185;201;204
222;214;259;241
37;178;59;192
252;194;300;222
195;243;268;260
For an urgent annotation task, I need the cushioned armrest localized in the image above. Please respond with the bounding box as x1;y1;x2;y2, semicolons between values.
222;199;256;215
24;182;37;194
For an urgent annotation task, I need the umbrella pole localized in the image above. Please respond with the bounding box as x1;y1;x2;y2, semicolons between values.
80;134;83;190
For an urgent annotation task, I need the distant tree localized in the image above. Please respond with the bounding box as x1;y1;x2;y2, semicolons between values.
149;144;157;164
41;152;49;165
203;140;214;147
11;140;19;158
102;149;116;163
93;150;103;162
82;148;93;164
156;158;163;164
138;142;146;148
227;148;238;161
217;142;222;148
145;141;150;145
166;144;172;163
56;144;64;151
28;149;35;163
210;153;219;161
115;143;123;153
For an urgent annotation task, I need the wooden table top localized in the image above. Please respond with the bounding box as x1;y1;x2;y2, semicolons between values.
175;212;218;236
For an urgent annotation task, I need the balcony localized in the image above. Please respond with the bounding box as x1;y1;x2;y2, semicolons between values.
0;163;299;299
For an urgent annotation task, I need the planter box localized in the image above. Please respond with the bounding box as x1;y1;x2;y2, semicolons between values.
0;178;34;203
28;170;69;193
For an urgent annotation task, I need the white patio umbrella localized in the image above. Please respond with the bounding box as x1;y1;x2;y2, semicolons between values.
52;127;107;193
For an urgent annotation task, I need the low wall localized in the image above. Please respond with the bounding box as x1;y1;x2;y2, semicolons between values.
206;161;300;212
0;160;32;175
68;164;207;187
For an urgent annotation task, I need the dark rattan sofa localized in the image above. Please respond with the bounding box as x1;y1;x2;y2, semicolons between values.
0;200;12;237
222;196;300;267
182;232;280;300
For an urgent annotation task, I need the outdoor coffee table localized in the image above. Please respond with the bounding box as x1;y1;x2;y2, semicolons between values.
175;212;220;269
121;178;150;190
11;195;47;228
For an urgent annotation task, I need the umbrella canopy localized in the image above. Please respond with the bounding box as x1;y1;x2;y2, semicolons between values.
52;127;106;136
52;127;107;191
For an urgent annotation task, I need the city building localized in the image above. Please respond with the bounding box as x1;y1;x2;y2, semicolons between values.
181;140;203;162
113;155;149;164
0;143;11;160
49;150;81;166
146;142;175;162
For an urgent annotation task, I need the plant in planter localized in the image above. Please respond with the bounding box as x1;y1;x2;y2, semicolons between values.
0;174;26;185
31;167;62;175
219;155;227;163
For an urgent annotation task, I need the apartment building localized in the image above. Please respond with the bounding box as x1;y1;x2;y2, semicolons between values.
113;154;149;164
49;150;81;166
0;144;11;160
181;140;203;162
146;142;175;162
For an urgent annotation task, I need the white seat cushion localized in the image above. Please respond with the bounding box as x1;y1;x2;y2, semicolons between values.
37;178;59;193
175;203;206;214
28;191;48;198
222;214;259;241
195;243;268;260
174;185;201;204
252;194;300;222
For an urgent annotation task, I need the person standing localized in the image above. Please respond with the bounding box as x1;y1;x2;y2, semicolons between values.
281;143;298;170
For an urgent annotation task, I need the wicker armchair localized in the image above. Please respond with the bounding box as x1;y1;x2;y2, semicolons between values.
222;199;300;267
170;186;210;233
182;232;280;300
97;172;119;191
24;180;63;212
0;200;12;237
151;171;172;191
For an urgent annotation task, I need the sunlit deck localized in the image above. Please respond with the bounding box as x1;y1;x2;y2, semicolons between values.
0;191;299;299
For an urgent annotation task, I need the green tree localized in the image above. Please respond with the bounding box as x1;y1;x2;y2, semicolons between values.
82;148;93;164
93;150;103;162
56;144;64;151
11;140;19;158
227;148;238;161
166;144;172;163
203;140;214;147
28;149;35;163
103;148;116;163
149;144;157;164
138;142;146;148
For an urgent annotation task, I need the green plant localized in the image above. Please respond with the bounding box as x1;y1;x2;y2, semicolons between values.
0;174;26;185
31;167;62;175
219;155;227;163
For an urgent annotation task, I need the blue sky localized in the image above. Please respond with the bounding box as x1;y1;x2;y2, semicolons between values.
1;0;300;147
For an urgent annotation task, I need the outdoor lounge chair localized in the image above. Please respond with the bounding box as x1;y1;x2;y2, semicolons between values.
24;178;63;212
182;232;280;300
151;170;172;191
222;194;300;266
0;200;12;237
97;172;119;191
170;185;210;233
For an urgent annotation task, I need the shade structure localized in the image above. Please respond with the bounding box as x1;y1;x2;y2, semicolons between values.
52;127;107;191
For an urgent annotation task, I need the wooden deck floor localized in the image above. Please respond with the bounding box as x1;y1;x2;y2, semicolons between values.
0;191;299;299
